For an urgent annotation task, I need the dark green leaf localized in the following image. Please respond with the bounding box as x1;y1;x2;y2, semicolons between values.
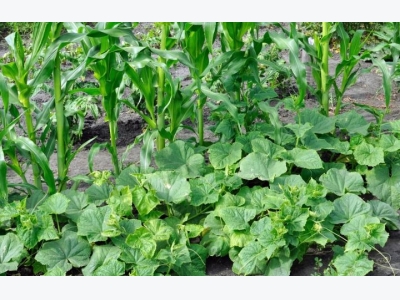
35;231;91;273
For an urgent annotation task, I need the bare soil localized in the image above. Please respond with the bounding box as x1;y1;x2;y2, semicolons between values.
2;26;400;276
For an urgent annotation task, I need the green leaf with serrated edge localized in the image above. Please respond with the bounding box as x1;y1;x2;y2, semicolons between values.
238;152;287;182
144;219;174;241
313;201;334;220
369;200;400;230
341;214;381;236
184;224;204;239
106;186;132;217
200;233;230;257
324;136;351;154
335;110;370;136
39;193;70;215
127;248;159;276
155;140;204;178
236;132;265;153
0;233;24;274
285;123;313;139
115;165;140;188
250;138;285;158
125;227;157;259
218;207;256;231
217;192;245;209
319;168;366;196
208;142;242;169
301;132;333;151
86;183;111;206
346;224;388;252
44;267;66;276
353;141;384;167
63;190;89;223
173;244;207;276
282;148;323;169
333;252;373;276
366;164;400;210
298;220;336;247
297;108;335;134
379;135;400;152
251;217;287;258
0;202;19;223
232;241;268;275
189;173;221;206
77;205;115;243
201;212;230;256
229;230;253;248
82;245;123;276
131;186;160;216
35;231;91;273
237;186;285;213
16;212;58;249
264;254;294;276
270;174;306;191
329;194;371;224
305;179;328;203
146;171;190;204
278;205;310;233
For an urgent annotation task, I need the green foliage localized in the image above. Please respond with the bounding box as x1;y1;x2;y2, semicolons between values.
1;22;400;277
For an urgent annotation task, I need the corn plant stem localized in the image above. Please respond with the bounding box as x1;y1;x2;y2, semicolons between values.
109;119;120;175
335;69;350;115
156;23;168;151
321;22;330;116
54;53;67;191
21;97;42;189
197;95;205;146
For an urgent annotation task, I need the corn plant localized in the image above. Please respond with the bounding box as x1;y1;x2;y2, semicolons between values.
0;23;57;194
264;23;308;113
39;22;96;190
179;22;217;146
369;22;400;112
64;22;139;176
124;23;196;153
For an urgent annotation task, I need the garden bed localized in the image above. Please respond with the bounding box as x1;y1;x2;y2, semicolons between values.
2;22;400;276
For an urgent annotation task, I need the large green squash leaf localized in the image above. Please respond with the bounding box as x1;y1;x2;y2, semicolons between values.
237;152;287;182
366;164;400;210
369;200;400;230
39;192;70;215
82;245;125;276
35;231;91;273
208;142;243;169
297;108;335;134
232;241;268;275
77;205;116;243
335;110;370;136
319;168;366;196
332;252;374;276
0;233;24;274
155;140;205;178
353;141;384;167
146;171;190;204
329;194;371;224
218;207;256;231
282;148;323;169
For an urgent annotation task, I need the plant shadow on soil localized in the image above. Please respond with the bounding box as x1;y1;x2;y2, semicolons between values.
2;30;400;276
